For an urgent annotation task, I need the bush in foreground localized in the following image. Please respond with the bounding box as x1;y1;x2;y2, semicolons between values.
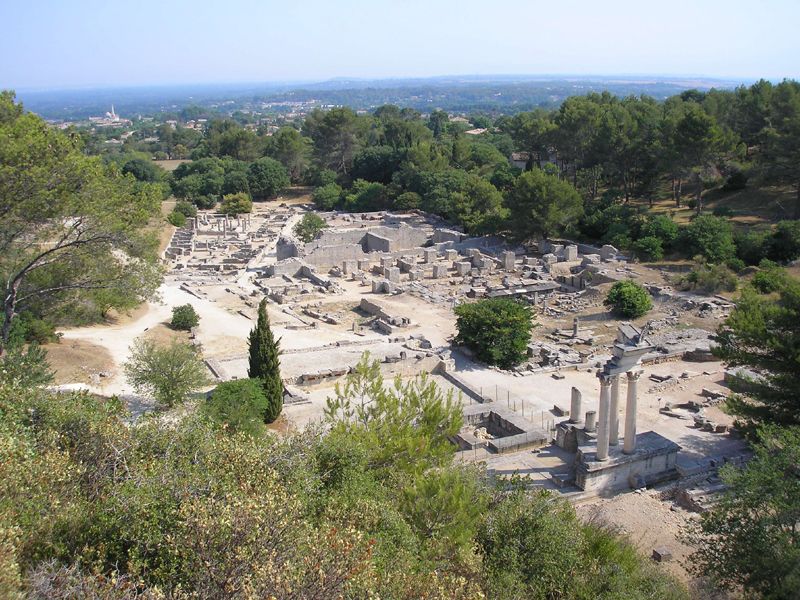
605;281;653;318
204;378;270;436
0;353;688;599
123;338;210;407
454;298;533;368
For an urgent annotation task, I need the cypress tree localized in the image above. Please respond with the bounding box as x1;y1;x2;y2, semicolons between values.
247;299;283;423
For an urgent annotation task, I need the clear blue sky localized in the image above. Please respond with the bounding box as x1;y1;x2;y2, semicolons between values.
1;0;798;90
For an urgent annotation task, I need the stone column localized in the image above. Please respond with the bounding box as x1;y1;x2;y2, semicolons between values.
624;370;642;454
584;410;597;432
596;374;612;461
609;375;621;446
572;317;579;338
569;387;583;424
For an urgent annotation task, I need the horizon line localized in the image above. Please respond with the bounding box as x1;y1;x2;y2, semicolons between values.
7;71;773;95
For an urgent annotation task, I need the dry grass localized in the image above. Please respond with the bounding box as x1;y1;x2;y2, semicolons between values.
44;339;114;385
154;159;190;172
629;183;796;229
140;323;191;346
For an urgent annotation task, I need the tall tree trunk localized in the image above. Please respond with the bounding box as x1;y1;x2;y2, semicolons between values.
1;284;18;356
794;180;800;220
695;173;703;215
675;178;682;208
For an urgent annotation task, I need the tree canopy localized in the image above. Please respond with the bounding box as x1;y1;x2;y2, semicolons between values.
0;92;163;352
506;168;583;241
454;298;533;368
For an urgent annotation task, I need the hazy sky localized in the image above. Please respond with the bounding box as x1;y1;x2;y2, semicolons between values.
2;0;798;90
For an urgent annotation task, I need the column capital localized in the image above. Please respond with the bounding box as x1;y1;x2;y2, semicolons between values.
626;369;643;381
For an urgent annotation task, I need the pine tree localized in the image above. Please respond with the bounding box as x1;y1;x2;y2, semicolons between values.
248;299;283;423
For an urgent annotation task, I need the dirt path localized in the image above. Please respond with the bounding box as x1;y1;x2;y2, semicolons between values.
57;283;253;396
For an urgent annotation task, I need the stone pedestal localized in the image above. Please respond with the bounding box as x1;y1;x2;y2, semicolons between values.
584;410;597;432
574;432;680;492
502;250;516;271
432;264;448;278
455;261;472;276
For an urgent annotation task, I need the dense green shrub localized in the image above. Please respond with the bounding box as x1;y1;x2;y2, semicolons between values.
751;265;789;294
193;194;217;210
735;229;771;265
605;281;653;318
219;192;253;215
721;169;748;191
680;215;736;263
641;215;679;248
167;210;186;227
174;200;198;218
394;191;422;210
312;183;343;210
203;378;270;436
674;262;738;294
632;236;664;261
170;304;199;330
293;213;328;242
454;298;533;368
247;157;289;199
768;220;800;263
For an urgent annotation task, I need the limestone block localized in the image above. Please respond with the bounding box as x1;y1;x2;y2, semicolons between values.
432;264;448;278
503;250;516;271
445;249;459;261
424;248;438;263
397;258;415;273
601;245;618;261
455;261;472;276
386;267;401;283
342;260;357;275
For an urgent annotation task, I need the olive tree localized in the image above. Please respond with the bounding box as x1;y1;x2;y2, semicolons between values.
123;338;210;407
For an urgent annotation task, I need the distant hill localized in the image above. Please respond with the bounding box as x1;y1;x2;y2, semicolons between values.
13;74;749;120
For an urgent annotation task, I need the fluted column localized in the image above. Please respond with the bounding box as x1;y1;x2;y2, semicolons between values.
609;375;621;446
596;374;612;461
623;369;642;454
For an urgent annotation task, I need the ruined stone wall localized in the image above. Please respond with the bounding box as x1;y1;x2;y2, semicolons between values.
365;232;392;252
298;224;431;268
